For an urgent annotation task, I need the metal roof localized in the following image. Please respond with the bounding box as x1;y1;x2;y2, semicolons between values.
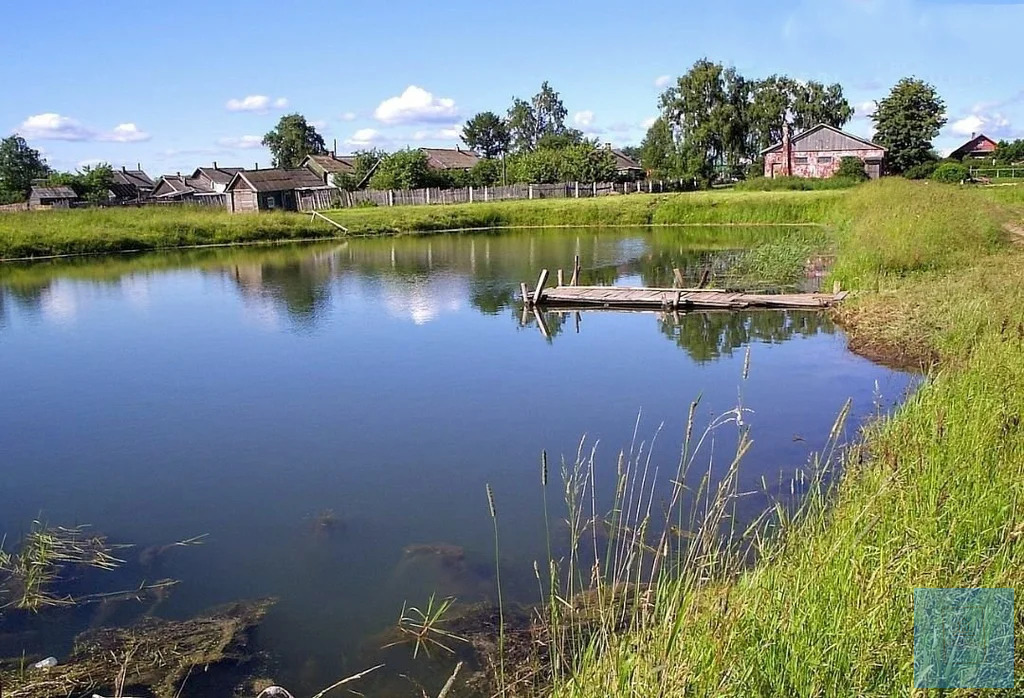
30;186;77;199
226;168;329;193
760;123;885;155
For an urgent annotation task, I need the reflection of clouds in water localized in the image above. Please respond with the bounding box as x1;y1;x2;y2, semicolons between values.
120;274;151;310
380;276;464;326
40;282;78;325
239;294;282;331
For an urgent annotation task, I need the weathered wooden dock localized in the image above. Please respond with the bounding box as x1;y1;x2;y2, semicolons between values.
520;263;846;312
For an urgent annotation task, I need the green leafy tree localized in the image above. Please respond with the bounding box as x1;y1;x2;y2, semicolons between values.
262;114;327;169
747;76;853;155
835;156;868;181
994;139;1024;165
469;158;501;186
461;112;510;159
506;142;614;183
46;164;115;205
659;60;749;184
639;117;678;177
506;82;571;153
871;78;946;174
333;149;386;190
0;136;49;204
368;149;435;190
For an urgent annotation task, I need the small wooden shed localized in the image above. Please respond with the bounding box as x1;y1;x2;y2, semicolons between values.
949;133;998;160
28;185;78;209
762;124;885;180
224;168;332;213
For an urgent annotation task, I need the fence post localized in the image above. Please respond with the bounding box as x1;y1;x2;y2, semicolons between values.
575;181;579;198
529;184;533;200
469;186;474;203
484;186;489;202
592;182;597;197
388;190;394;207
648;179;653;193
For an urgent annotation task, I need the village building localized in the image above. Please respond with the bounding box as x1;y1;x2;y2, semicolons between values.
605;146;644;180
190;164;243;193
949;133;998;160
300;153;358;186
110;166;155;201
762;124;885;180
224;168;332;213
28;185;78;209
420;147;480;172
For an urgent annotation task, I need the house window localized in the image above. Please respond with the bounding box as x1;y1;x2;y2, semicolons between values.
266;196;276;209
817;156;833;164
794;157;809;165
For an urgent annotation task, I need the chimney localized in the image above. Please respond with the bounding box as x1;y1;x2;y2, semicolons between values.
122;165;127;173
605;142;611;150
213;161;218;170
137;162;141;171
971;132;976;140
255;162;259;171
781;122;792;177
333;139;337;157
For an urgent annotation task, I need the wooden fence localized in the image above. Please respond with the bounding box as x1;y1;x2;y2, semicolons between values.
298;180;670;212
0;202;30;212
970;167;1024;180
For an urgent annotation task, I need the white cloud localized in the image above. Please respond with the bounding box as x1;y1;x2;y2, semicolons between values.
438;125;460;140
654;75;672;89
17;113;94;141
374;85;459;124
573;110;595;128
225;95;288;113
340;112;357;122
412;130;428;141
309;120;329;131
641;116;658;130
76;158;106;169
950;112;1011;138
345;128;388;148
855;100;876;116
100;123;151;143
217;135;264;149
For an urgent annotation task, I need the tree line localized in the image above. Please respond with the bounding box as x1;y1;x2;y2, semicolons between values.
0;136;116;205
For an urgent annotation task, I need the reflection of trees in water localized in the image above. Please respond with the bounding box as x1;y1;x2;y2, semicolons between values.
659;310;834;362
229;251;335;330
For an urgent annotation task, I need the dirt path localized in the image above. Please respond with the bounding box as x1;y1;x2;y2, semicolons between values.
1004;221;1024;244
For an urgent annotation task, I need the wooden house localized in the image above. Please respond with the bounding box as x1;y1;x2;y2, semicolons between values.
762;124;885;179
224;168;332;213
110;166;155;201
949;133;998;160
151;173;207;201
190;164;243;193
300;153;358;186
605;146;644;180
420;147;480;172
28;185;77;209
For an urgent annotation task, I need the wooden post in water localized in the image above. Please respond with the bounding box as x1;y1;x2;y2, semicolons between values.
571;255;581;286
557;269;564;286
672;268;684;288
520;282;530;306
698;268;711;288
533;307;551;340
533;269;549;305
574;311;581;334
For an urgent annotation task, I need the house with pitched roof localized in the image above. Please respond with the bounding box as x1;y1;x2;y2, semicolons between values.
224;168;333;213
190;164;244;193
419;147;480;172
300;153;358;186
949;133;998;161
110;166;155;201
762;124;886;179
28;185;78;209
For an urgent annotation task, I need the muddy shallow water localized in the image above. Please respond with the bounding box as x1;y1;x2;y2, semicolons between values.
0;228;916;693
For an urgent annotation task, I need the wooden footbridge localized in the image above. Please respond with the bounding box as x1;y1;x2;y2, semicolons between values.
520;258;847;312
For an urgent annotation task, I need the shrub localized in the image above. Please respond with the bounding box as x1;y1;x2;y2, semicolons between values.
931;162;970;184
903;161;938;180
734;175;862;192
836;156;869;181
744;160;765;180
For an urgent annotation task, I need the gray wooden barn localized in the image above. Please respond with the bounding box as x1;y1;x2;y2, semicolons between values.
28;185;78;209
224;168;332;213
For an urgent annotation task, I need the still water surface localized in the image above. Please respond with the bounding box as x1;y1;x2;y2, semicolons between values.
0;228;914;692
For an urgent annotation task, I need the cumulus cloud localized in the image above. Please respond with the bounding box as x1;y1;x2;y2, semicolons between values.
950;111;1011;138
217;135;264;149
345;128;388;148
17;114;152;143
374;86;459;124
225;95;289;113
17;113;94;141
573;110;595;128
100;123;151;143
855;100;877;116
641;116;658;130
654;75;672;89
340;112;357;121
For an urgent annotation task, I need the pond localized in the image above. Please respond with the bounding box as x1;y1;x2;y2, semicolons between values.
0;227;914;694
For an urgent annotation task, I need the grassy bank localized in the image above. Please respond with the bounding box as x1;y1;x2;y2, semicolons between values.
546;179;1024;696
0;190;845;260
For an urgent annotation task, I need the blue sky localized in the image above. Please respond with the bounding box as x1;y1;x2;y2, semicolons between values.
3;0;1022;175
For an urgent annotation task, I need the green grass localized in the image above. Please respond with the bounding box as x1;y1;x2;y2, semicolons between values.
0;190;847;260
538;177;1024;697
733;175;865;192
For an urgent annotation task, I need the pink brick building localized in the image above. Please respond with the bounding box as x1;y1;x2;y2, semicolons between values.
762;124;885;180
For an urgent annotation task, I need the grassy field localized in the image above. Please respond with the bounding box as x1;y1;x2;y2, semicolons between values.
541;178;1024;697
0;190;845;260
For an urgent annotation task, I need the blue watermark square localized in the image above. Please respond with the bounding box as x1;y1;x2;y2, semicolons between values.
914;588;1015;689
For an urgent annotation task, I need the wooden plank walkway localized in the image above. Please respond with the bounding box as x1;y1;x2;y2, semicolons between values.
524;284;846;311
